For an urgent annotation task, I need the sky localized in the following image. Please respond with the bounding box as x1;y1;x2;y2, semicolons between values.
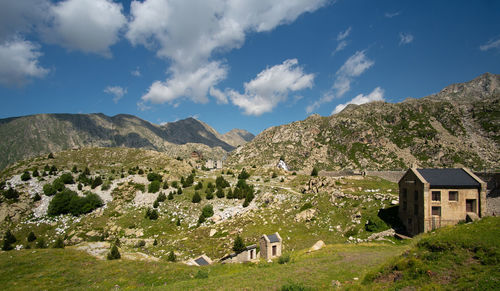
0;0;499;135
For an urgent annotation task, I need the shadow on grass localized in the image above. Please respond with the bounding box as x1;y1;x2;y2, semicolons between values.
378;206;406;234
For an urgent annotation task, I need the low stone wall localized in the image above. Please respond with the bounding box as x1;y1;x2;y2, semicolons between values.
366;171;405;183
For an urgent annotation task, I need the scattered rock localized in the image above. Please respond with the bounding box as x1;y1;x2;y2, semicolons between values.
294;208;316;222
209;229;217;237
308;240;325;253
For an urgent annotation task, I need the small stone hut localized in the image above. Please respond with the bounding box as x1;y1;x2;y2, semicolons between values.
260;233;282;260
186;254;213;266
219;244;258;264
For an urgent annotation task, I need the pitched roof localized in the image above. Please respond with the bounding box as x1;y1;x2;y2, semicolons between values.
416;168;480;188
266;233;280;243
194;256;209;266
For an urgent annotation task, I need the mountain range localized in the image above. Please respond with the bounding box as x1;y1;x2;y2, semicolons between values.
228;73;499;171
0;114;254;170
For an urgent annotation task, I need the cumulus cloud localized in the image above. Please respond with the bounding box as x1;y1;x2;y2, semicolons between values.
42;0;126;57
307;50;374;113
399;32;414;45
332;87;384;114
127;0;326;107
0;38;49;87
480;37;500;51
141;61;227;104
209;87;229;104
228;59;314;116
104;85;127;103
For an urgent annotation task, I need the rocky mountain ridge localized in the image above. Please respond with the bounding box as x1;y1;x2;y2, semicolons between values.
228;73;500;171
0;114;254;170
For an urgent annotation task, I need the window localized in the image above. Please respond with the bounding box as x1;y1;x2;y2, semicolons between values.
432;206;441;216
449;191;458;201
414;204;418;216
414;190;418;201
432;191;441;201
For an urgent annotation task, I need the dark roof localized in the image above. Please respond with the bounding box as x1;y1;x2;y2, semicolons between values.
416;168;480;188
194;256;209;266
266;234;280;243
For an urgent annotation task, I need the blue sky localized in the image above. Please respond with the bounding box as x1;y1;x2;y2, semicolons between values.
0;0;499;135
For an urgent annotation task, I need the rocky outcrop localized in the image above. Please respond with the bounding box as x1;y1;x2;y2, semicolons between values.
228;73;500;171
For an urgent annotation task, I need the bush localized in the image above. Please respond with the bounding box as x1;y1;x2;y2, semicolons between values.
153;200;159;208
136;240;146;247
101;181;111;191
162;182;168;189
167;250;176;262
195;182;203;190
278;254;291;264
232;235;245;254
36;238;46;249
145;208;159;220
138;169;144;175
107;245;121;260
299;202;313;212
192;192;202;203
53;237;65;248
198;213;206;225
310;167;318;177
48;153;54;159
60;173;74;184
52;178;65;192
195;270;208;279
27;231;37;242
206;191;214;200
147;172;162;182
168;192;174;200
71;165;78;173
226;188;233;199
77;183;83;191
33;193;41;201
202;204;214;218
3;230;16;248
177;187;183;195
215;176;230;188
48;189;103;216
216;188;225;198
148;180;161;193
91;176;103;189
32;168;39;177
21;171;31;181
280;282;309;291
157;192;166;202
272;172;277;178
133;183;145;192
238;168;250;180
3;188;20;200
171;181;178;188
176;218;181;226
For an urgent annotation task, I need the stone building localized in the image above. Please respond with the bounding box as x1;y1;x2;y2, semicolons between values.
186;254;213;266
398;168;486;236
205;160;223;170
219;244;258;264
260;233;282;260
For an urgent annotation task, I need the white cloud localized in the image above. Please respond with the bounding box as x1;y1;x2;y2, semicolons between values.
127;0;327;106
209;87;228;104
307;50;374;113
333;40;348;55
104;85;127;103
480;37;500;51
385;11;400;18
131;67;141;77
141;61;227;104
42;0;126;57
337;27;351;41
0;0;51;42
228;59;314;116
0;38;49;87
399;32;414;45
332;87;384;114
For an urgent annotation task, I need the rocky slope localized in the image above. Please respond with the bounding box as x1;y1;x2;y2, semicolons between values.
228;73;500;171
0;114;253;169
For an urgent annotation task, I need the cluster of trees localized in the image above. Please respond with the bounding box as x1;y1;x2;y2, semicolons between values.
180;173;195;188
2;187;20;200
145;208;159;220
47;189;103;216
153;192;166;208
198;204;214;225
2;230;62;251
43;172;76;196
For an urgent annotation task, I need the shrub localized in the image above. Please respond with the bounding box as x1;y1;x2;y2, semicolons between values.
215;176;230;188
206;191;214;200
292;172;297;175
168;192;174;200
0;181;5;190
33;193;41;201
238;168;250;179
91;176;103;189
157;192;166;202
77;183;83;190
32;168;39;177
278;254;291;264
60;173;74;184
27;232;37;242
195;182;203;190
71;165;78;173
279;282;308;291
310;167;318;177
299;202;313;212
202;204;214;218
145;208;159;220
167;250;176;262
52;178;65;192
21;171;31;181
192;192;202;203
133;183;145;192
36;238;46;248
232;235;245;254
195;270;208;279
162;182;168;189
3;188;20;200
177;187;183;195
226;188;233;199
148;180;161;193
48;189;103;216
136;240;146;247
176;218;181;226
53;237;65;248
101;181;111;191
3;230;16;247
216;188;225;198
48;153;54;159
49;165;58;175
272;172;277;178
171;181;178;188
2;239;13;251
153;200;159;208
153;239;158;246
198;213;206;225
138;169;144;175
107;245;121;260
147;172;162;182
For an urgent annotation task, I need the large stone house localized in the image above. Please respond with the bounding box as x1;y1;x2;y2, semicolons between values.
219;244;258;264
260;233;282;260
398;168;486;236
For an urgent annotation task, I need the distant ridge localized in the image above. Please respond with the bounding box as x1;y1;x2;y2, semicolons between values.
0;114;254;169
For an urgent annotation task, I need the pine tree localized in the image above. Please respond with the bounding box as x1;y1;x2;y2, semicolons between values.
167;250;176;262
27;231;37;242
107;245;121;260
192;192;201;203
311;167;318;177
232;235;245;254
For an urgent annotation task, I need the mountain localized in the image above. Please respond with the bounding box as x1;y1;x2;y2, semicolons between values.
228;73;500;171
0;114;252;169
221;129;255;147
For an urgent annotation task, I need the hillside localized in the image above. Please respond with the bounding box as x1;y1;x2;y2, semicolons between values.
0;114;253;170
228;73;500;172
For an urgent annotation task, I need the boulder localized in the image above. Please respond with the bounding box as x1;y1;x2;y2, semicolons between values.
209;229;217;237
308;240;325;253
294;208;316;222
